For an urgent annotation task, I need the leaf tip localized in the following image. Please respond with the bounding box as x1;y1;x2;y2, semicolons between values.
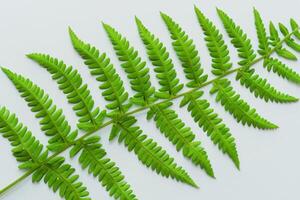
25;53;33;58
159;11;168;19
1;67;12;76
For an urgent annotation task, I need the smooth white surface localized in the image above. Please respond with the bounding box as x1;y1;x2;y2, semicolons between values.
0;0;300;199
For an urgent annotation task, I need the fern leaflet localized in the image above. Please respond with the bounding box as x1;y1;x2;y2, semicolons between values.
210;79;278;129
194;6;232;76
160;12;208;88
180;91;240;168
71;136;137;200
135;17;183;98
263;57;300;84
26;53;104;131
147;102;214;177
279;23;300;52
103;23;155;105
115;115;197;187
290;19;300;40
269;22;297;60
253;8;271;56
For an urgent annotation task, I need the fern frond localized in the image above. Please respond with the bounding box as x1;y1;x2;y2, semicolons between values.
290;19;300;40
160;12;208;88
102;23;155;105
210;79;278;129
70;136;137;200
217;8;256;68
239;69;298;102
0;107;91;200
135;17;213;177
252;10;300;84
0;106;48;167
253;8;270;56
2;68;77;152
2;68;137;199
217;9;298;103
161;11;239;167
147;102;214;177
33;156;91;200
194;6;232;76
180;91;239;168
263;57;300;84
69;28;196;187
269;22;297;60
135;17;183;98
69;28;131;114
195;7;276;129
114;115;198;187
26;53;104;131
279;23;300;52
4;69;135;199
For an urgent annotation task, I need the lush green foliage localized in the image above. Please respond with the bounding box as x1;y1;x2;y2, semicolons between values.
26;53;104;131
135;17;213;177
217;8;298;103
0;107;91;200
68;28;197;187
1;5;300;200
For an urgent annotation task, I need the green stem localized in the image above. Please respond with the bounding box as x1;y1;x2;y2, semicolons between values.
0;26;298;196
0;170;33;195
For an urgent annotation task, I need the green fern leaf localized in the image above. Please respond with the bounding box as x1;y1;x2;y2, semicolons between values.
279;23;300;52
195;7;277;129
0;107;91;200
33;156;91;200
290;18;300;40
3;67;137;199
210;79;278;129
194;6;232;76
263;57;300;84
115;115;198;187
253;8;271;56
239;69;298;102
251;11;300;84
162;11;239;168
102;22;155;105
148;102;214;177
2;68;77;152
217;8;256;68
69;28;197;187
0;106;48;167
269;22;298;60
180;91;240;169
69;28;131;114
217;9;298;103
135;17;183;97
160;12;208;88
26;53;104;131
70;136;137;200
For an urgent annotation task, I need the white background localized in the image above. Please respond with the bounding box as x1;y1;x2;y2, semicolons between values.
0;0;300;199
